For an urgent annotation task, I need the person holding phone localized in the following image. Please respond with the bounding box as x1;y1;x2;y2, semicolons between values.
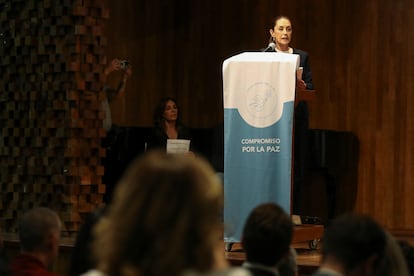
101;58;132;203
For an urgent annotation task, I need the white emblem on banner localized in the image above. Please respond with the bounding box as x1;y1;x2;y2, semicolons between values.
237;82;282;128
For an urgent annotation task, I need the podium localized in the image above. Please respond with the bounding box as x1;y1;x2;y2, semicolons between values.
296;89;316;104
222;52;302;242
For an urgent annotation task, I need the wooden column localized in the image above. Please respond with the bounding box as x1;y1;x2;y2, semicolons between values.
0;0;109;235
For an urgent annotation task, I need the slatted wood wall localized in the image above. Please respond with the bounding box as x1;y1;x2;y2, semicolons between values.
0;0;108;234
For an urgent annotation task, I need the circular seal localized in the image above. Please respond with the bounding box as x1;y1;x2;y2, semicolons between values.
237;82;282;128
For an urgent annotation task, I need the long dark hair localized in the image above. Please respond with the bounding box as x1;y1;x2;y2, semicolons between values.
153;97;184;130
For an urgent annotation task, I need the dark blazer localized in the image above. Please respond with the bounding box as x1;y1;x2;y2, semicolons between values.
262;46;314;127
292;48;313;90
263;47;313;88
291;48;313;127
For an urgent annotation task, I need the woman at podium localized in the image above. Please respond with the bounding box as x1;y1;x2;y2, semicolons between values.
267;15;313;91
267;15;314;214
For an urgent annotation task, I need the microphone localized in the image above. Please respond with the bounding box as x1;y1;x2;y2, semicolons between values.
263;42;276;52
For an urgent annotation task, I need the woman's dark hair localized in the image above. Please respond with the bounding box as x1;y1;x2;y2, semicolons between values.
153;97;183;129
270;15;291;29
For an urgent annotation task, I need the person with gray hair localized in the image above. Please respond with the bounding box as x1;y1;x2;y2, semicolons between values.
9;207;62;276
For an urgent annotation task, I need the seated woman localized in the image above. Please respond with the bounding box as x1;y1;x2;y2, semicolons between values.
147;97;192;152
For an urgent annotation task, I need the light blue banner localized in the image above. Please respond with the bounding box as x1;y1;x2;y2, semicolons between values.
223;104;294;242
222;52;298;242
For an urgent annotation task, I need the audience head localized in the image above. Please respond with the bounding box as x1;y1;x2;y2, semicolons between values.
18;207;62;266
398;240;414;275
242;202;293;267
153;97;181;128
320;213;387;275
378;231;410;276
277;247;297;276
93;150;224;276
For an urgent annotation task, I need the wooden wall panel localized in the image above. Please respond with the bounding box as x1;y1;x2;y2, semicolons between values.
102;0;414;234
0;0;107;234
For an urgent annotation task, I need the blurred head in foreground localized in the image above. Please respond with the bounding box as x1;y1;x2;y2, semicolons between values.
93;151;224;276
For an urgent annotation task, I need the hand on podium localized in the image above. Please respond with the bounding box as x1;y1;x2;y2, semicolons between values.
296;79;307;91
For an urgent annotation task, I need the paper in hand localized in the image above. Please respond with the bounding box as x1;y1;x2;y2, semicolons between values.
297;67;303;80
166;139;191;154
